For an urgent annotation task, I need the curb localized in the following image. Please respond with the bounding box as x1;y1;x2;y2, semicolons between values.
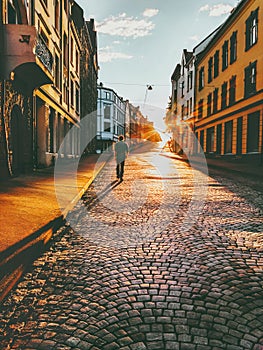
0;156;110;303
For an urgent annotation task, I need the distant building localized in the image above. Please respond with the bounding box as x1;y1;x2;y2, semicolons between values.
126;103;160;144
96;84;126;152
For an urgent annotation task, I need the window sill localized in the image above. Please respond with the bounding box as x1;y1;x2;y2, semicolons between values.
245;42;257;52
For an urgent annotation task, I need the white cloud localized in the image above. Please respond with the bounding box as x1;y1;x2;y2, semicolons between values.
95;13;155;38
99;46;133;63
189;35;199;42
199;4;210;12
199;3;234;16
143;8;159;18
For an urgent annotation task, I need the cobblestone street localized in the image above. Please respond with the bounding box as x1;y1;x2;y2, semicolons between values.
0;144;263;350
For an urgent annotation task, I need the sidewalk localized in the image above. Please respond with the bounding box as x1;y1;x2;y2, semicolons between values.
0;153;109;301
161;150;263;179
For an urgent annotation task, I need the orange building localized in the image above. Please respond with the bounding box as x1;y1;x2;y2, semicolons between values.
194;0;263;164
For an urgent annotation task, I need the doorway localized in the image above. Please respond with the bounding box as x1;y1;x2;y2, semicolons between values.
10;105;24;175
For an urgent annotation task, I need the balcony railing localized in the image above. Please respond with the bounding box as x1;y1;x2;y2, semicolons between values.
35;35;53;73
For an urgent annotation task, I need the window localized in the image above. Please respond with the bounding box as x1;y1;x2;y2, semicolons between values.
105;92;111;100
70;79;74;107
207;93;212;117
208;57;213;83
55;54;60;88
214;50;219;78
104;122;111;132
221;82;227;110
222;40;228;71
63;33;68;67
216;124;222;154
76;50;79;75
236;117;243;155
229;76;236;106
224;120;233;154
104;104;111;118
190;71;193;90
244;61;257;97
70;36;74;64
54;0;60;31
181;81;185;97
187;71;193;91
245;8;258;51
63;79;68;104
75;86;80;114
198;99;203;119
199;67;204;91
230;31;237;64
213;88;218;114
181;104;185;119
8;0;18;23
206;127;214;153
189;97;193;115
200;130;204;151
247;111;260;153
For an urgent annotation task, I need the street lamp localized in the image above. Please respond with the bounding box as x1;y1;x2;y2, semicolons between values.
143;84;153;107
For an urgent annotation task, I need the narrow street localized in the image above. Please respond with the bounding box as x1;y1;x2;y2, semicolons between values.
0;143;263;350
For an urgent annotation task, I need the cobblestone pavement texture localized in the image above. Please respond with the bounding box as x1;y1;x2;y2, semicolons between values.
0;144;263;350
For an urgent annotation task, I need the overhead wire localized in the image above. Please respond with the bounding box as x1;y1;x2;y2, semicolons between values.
103;82;169;87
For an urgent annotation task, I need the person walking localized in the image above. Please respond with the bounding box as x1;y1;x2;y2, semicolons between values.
114;135;129;181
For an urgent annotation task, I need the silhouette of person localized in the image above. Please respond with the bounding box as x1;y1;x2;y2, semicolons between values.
114;135;129;181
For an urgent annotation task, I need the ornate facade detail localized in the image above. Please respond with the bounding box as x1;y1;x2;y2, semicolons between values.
35;35;54;73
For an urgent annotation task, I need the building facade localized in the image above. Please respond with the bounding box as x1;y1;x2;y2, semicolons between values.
167;0;263;165
71;3;98;154
0;0;97;178
33;0;82;169
194;0;263;162
97;84;126;152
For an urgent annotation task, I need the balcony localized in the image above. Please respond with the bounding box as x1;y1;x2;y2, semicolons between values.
0;24;53;93
35;35;53;74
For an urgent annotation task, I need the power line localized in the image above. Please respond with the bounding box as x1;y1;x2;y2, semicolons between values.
103;81;169;87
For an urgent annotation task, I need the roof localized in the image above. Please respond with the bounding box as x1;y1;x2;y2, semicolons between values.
171;63;181;81
183;49;193;65
194;0;248;63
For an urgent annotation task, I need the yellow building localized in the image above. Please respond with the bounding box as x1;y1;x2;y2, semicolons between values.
194;0;263;163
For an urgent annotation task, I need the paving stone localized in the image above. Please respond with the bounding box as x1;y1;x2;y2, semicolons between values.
0;151;262;349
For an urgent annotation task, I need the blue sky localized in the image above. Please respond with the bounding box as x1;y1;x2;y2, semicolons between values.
77;0;239;130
